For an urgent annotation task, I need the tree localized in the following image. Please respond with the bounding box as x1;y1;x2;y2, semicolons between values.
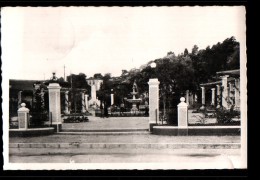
94;73;103;79
57;77;65;82
184;48;189;56
191;45;199;55
30;82;48;126
189;37;239;90
167;51;175;56
67;73;90;89
121;70;128;76
97;73;113;109
66;73;91;113
227;44;240;69
91;36;240;116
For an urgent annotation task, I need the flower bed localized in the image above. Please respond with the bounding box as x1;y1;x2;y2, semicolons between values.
62;113;89;123
188;120;240;126
94;111;148;117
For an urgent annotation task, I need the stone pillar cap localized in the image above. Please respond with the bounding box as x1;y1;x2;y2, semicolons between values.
178;97;188;107
47;83;61;89
18;103;30;112
148;78;160;85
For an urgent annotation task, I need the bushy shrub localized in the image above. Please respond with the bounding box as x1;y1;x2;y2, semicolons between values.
160;109;177;125
63;115;89;123
216;107;240;125
30;111;48;127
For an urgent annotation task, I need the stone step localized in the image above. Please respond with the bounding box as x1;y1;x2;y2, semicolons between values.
61;128;149;132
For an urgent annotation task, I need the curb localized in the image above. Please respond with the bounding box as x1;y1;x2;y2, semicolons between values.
58;131;150;135
9;128;55;137
153;126;240;136
61;128;149;132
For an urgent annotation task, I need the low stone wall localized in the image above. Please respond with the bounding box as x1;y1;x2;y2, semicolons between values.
152;126;240;136
9;127;55;137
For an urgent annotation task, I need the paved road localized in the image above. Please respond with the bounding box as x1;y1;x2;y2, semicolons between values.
9;148;241;169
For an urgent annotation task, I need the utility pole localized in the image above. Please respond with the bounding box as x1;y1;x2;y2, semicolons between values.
64;65;66;81
70;72;76;113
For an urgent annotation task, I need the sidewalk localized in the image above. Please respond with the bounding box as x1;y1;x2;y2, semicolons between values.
9;134;240;144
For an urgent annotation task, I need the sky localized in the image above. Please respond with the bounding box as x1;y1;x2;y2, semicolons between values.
2;6;246;80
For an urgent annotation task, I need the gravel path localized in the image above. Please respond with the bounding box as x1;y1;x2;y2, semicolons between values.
62;113;217;130
62;116;149;130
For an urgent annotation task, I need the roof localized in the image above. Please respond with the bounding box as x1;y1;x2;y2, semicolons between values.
10;79;71;91
200;80;222;86
9;79;44;91
216;69;240;76
200;77;236;87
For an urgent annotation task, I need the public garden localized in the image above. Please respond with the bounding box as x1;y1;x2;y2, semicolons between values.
8;37;243;169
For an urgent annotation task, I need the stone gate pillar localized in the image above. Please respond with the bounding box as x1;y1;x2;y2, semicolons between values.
47;82;62;132
178;97;188;127
148;78;160;132
18;103;30;130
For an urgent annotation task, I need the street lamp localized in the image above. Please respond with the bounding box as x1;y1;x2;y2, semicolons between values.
150;62;157;79
151;62;156;68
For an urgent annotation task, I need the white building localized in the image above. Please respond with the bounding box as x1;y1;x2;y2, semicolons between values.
199;69;240;110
